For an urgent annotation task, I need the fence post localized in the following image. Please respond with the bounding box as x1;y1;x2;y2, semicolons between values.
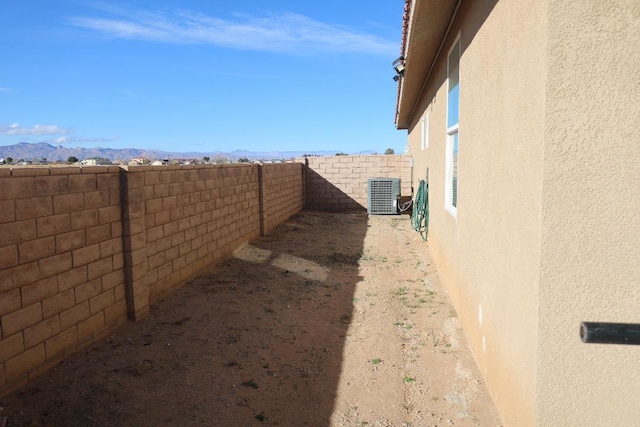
258;164;265;237
119;167;149;321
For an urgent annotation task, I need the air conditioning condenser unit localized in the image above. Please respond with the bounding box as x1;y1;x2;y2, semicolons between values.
367;178;401;215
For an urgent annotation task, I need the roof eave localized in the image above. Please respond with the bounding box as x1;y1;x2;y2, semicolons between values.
395;0;460;130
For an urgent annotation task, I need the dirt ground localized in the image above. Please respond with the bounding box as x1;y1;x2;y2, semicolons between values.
0;211;502;427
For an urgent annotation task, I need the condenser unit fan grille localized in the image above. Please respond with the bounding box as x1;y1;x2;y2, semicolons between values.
367;178;401;215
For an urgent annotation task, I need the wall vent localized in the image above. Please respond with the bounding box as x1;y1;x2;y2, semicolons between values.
367;178;401;215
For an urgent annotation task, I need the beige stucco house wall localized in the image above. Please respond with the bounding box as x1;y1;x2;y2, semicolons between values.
396;0;640;426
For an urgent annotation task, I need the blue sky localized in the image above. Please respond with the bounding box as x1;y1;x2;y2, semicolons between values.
0;1;406;154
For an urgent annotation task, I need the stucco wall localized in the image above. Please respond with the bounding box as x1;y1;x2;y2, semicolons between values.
405;1;546;425
404;0;640;425
536;1;640;425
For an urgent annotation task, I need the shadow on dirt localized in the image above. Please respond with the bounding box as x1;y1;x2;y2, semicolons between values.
1;211;368;426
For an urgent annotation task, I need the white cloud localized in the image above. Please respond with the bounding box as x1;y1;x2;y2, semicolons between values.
50;135;118;144
0;123;73;136
68;9;396;56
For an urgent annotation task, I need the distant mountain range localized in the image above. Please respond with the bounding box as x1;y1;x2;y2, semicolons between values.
0;142;366;162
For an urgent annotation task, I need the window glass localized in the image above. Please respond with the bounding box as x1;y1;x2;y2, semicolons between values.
446;37;460;215
447;40;460;129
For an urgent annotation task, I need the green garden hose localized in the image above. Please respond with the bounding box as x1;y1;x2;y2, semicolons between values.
411;180;428;240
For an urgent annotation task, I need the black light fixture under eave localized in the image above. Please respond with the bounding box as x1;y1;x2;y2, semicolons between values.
392;56;406;81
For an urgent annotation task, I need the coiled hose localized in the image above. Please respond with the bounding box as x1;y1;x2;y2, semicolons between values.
411;180;428;240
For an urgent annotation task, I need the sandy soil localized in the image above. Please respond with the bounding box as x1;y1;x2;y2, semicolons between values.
0;211;502;427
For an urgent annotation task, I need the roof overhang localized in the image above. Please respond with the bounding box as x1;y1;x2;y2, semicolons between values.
395;0;460;129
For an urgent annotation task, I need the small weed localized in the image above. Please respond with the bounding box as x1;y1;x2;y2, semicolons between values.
370;358;382;365
340;314;352;324
394;322;414;330
431;330;441;347
241;379;259;389
255;412;266;422
394;287;408;296
404;298;419;309
352;297;360;303
403;376;416;383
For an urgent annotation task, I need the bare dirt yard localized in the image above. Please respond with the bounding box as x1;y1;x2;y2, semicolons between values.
1;211;502;427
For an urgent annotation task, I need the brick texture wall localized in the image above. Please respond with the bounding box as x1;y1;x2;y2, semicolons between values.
300;155;412;211
260;163;304;235
136;164;261;305
0;163;303;396
0;157;408;395
0;166;127;394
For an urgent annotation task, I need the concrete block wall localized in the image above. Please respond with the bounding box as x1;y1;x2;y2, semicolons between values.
260;163;304;235
0;163;303;396
0;158;409;395
300;155;412;211
136;164;261;305
0;166;128;394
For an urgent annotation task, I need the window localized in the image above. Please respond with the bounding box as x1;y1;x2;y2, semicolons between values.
445;36;460;216
421;111;430;150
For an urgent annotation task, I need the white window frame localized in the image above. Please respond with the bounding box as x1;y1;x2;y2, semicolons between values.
445;35;460;217
421;110;430;150
445;131;458;216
